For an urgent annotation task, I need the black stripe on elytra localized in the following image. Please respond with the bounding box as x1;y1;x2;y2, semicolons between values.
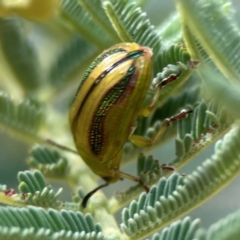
90;65;135;155
82;50;145;110
94;50;145;84
72;50;145;125
71;48;126;105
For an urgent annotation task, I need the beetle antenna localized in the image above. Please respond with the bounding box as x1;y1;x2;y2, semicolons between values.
81;182;109;208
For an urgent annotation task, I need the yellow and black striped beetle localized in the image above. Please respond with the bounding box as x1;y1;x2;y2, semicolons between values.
68;43;191;207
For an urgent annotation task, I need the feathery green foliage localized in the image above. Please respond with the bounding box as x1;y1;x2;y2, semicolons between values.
0;0;240;239
121;125;240;238
27;145;69;179
0;18;41;92
49;36;96;87
151;216;201;240
103;0;161;54
194;208;240;240
0;206;103;240
0;91;44;143
157;13;183;45
18;170;63;208
61;0;114;48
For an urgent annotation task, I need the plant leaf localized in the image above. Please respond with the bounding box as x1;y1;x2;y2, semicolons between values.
177;0;240;83
18;170;62;208
27;145;69;179
0;206;104;240
151;216;201;240
0;92;44;143
0;18;41;92
60;0;113;48
103;0;161;55
194;207;240;240
121;125;240;238
49;35;96;87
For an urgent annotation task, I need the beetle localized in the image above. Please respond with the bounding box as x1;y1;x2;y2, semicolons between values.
68;43;191;207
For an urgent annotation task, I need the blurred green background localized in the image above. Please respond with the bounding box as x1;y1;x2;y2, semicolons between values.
0;0;240;228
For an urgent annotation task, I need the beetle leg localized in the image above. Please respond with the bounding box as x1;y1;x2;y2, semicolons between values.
158;71;182;88
138;89;160;117
129;109;192;147
120;171;149;192
45;139;78;154
140;71;182;117
129;121;138;136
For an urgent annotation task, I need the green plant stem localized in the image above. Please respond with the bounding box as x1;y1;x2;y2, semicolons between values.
177;0;240;84
80;0;119;42
103;1;132;42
